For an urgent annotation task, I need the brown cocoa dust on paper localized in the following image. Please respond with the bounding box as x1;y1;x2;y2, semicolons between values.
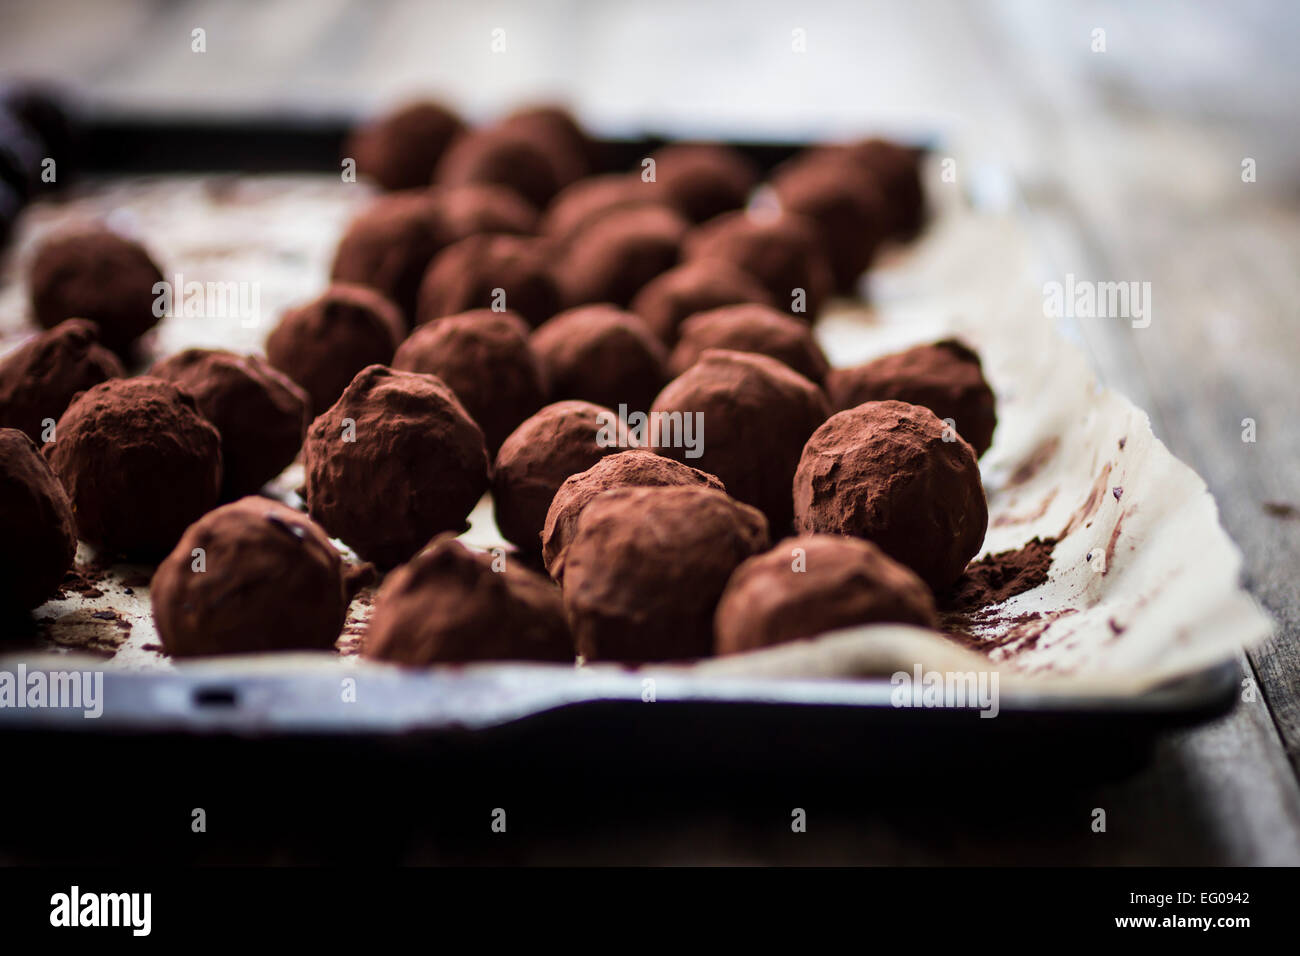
939;537;1058;653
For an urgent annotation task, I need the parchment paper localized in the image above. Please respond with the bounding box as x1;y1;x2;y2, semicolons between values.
0;171;1273;694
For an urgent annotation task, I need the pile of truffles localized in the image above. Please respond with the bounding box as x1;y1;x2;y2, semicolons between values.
3;95;1011;669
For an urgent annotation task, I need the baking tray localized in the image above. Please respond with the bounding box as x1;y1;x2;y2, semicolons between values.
0;111;1244;777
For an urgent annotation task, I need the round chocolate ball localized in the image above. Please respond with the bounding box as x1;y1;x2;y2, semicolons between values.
651;349;829;535
771;152;888;293
150;348;309;498
435;127;567;209
541;173;654;240
714;534;938;655
492;400;617;555
497;104;591;188
0;428;76;612
793;400;987;591
842;138;926;239
629;257;775;345
668;304;830;385
151;497;347;657
28;229;165;356
828;339;997;457
44;377;221;559
345;100;465;191
646;143;759;223
0;319;124;442
364;535;573;665
685;210;833;319
557;204;689;308
266;283;404;417
561;485;769;662
392;309;544;454
541;449;724;578
304;365;490;569
416;233;561;328
530;305;668;413
431;183;538;240
329;192;447;325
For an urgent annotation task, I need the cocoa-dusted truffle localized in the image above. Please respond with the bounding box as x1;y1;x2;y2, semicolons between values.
842;137;926;239
431;183;538;240
530;305;668;413
685;210;833;319
557;204;689;308
392;309;544;453
150;348;309;498
151;497;348;657
771;152;888;293
541;449;724;577
561;485;768;662
646;143;759;223
652;350;828;534
416;233;561;328
497;104;591;188
0;428;76;612
28;229;165;356
329;192;447;324
364;535;573;665
827;339;997;457
266;283;404;416
629;257;775;345
793;400;987;590
345;100;465;191
541;173;653;240
714;534;937;655
304;365;490;569
492;400;617;555
44;377;221;558
435;127;568;210
0;319;124;442
668;304;830;385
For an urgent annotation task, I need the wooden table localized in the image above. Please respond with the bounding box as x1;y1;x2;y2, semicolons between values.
2;0;1297;864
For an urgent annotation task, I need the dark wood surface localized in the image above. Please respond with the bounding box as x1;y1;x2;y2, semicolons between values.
2;0;1297;864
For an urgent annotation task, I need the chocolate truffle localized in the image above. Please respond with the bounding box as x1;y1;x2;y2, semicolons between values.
827;339;997;457
497;104;591;188
685;210;833;319
843;137;926;239
557;204;689;308
651;350;828;535
416;233;561;328
151;497;348;657
793;400;987;590
28;229;165;356
0;428;76;612
668;304;830;385
771;152;888;293
541;449;724;578
492;400;617;555
345;100;465;191
435;127;567;209
646;143;759;223
364;535;572;665
329;192;447;324
530;305;668;413
0;319;124;442
561;485;768;662
150;348;309;498
629;257;775;345
392;309;544;453
266;283;404;416
431;183;538;240
304;365;489;569
44;377;221;558
714;534;938;655
541;173;654;240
